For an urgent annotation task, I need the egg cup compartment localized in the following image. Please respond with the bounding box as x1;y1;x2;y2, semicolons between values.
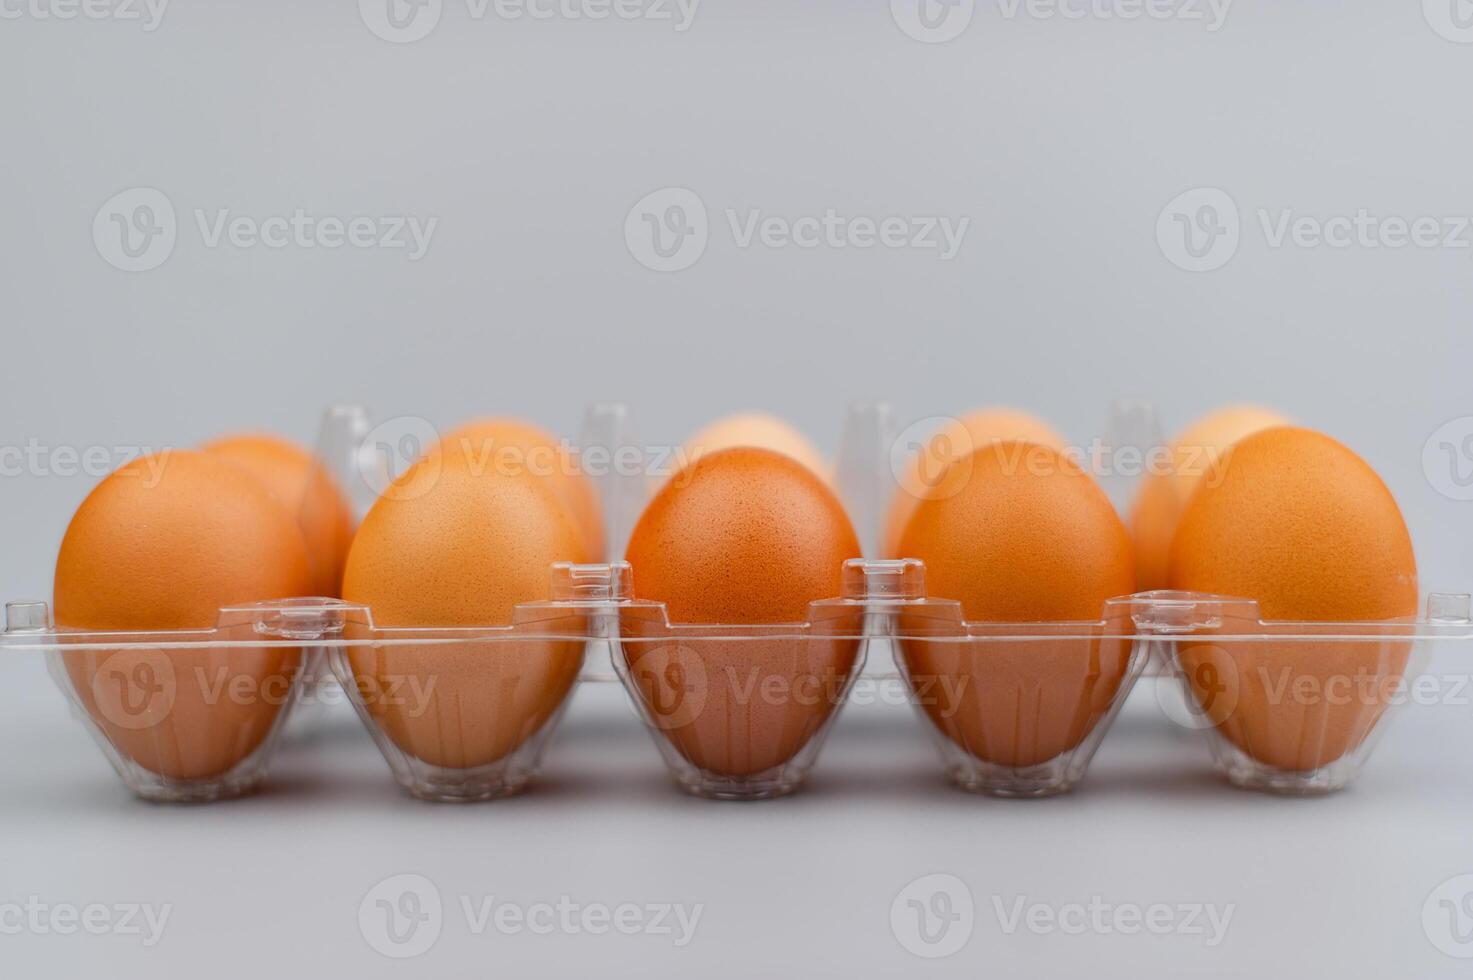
612;560;916;800
327;563;624;802
1148;591;1466;795
889;578;1148;798
4;598;346;803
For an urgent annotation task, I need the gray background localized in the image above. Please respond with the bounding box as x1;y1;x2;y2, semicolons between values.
3;2;1473;977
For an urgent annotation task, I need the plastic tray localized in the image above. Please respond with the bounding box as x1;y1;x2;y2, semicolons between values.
5;402;1468;803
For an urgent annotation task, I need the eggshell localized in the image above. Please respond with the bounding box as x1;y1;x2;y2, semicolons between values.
623;448;861;776
341;449;589;770
202;432;356;597
434;417;604;561
1168;426;1417;772
896;441;1136;768
681;413;828;484
54;450;312;780
884;409;1066;558
1129;405;1287;591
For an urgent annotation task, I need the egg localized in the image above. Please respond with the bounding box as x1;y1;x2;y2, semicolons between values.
202;432;356;597
434;417;605;561
884;409;1066;558
896;441;1136;769
1129;405;1287;591
680;413;828;484
622;448;861;778
54;450;312;781
341;448;589;771
1168;426;1417;773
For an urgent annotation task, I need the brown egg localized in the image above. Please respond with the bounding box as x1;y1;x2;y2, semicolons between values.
341;448;589;770
54;450;312;781
884;409;1066;558
435;417;605;561
202;432;356;597
897;441;1136;769
680;413;828;484
1168;427;1418;772
1129;405;1287;591
623;448;861;777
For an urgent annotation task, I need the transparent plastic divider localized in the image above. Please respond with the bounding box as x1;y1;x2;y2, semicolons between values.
313;402;376;523
1144;590;1473;795
889;576;1149;797
612;559;916;800
1099;398;1166;520
9;560;1473;802
832;400;896;562
18;597;352;802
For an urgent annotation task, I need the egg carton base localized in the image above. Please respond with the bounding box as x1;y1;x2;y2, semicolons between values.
1215;748;1363;796
944;761;1078;799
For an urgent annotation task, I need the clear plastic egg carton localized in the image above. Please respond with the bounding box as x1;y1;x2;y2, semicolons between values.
3;400;1469;804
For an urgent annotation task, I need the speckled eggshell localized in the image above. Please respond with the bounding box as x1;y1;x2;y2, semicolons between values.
896;441;1137;768
1168;426;1418;772
623;448;862;776
341;449;590;769
54;450;312;780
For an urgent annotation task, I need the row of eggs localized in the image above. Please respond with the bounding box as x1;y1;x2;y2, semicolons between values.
47;408;1417;798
